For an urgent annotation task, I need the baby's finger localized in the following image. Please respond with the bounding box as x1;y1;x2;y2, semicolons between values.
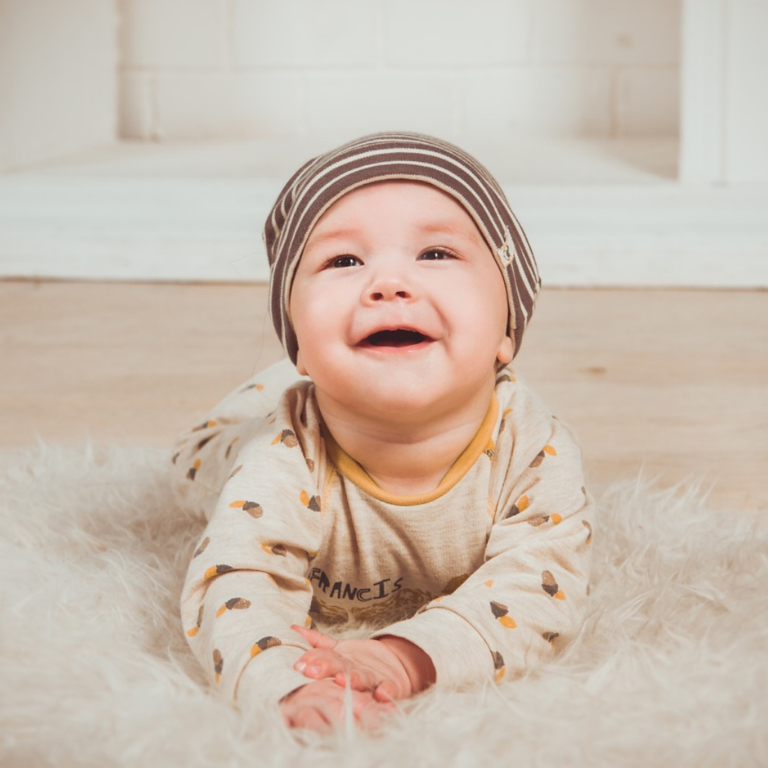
353;696;397;731
289;707;331;732
334;668;379;692
295;649;348;679
291;624;337;650
373;680;402;702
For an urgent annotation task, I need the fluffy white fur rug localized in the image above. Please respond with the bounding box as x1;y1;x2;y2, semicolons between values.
1;442;766;767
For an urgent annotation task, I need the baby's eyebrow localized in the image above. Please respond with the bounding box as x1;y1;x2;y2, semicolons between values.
305;227;361;247
305;221;483;248
416;220;483;244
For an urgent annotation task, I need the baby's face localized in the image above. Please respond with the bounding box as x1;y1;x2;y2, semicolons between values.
289;181;513;421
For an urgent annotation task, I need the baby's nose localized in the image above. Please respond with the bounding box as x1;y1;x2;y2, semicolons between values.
367;277;413;302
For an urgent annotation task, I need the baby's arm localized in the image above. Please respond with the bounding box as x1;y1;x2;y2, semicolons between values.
180;406;327;711
170;358;305;520
374;414;594;687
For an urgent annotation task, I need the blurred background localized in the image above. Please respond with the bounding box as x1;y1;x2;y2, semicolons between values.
1;0;766;287
1;0;767;511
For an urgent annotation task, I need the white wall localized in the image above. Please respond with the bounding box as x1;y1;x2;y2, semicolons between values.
0;0;118;171
4;0;766;287
725;0;768;183
117;0;681;145
680;0;768;184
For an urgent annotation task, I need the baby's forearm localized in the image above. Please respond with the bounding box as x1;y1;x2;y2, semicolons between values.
376;636;436;694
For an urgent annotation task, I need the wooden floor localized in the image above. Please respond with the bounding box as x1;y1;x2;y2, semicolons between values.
1;280;766;513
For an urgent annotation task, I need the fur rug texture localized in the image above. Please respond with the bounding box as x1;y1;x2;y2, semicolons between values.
1;442;766;767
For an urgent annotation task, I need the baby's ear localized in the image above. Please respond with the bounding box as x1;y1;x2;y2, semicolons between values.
295;350;308;377
496;336;514;365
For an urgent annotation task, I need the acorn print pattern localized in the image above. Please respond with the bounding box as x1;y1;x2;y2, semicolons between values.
528;514;562;527
506;494;530;518
250;636;281;658
204;564;234;580
483;439;495;459
583;520;593;544
499;408;513;432
213;649;224;683
493;651;506;682
271;429;299;448
496;372;516;384
193;419;218;432
300;490;321;511
240;382;265;392
529;444;557;468
225;437;240;459
193;537;210;558
542;570;565;600
187;458;201;481
187;605;204;637
490;600;517;629
174;372;591;696
216;597;251;618
229;499;263;518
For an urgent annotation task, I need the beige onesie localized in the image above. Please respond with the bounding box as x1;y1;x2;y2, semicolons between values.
173;359;594;710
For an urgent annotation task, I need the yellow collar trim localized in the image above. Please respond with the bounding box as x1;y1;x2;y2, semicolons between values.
324;394;499;507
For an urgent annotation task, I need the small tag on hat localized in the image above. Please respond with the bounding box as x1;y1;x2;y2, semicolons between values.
497;227;514;264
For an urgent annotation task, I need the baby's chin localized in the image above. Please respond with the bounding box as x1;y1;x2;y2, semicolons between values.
322;373;494;426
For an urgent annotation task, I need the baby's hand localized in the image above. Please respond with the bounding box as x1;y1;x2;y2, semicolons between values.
291;625;435;702
280;679;394;732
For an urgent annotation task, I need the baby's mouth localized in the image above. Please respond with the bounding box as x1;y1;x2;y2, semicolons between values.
362;329;431;348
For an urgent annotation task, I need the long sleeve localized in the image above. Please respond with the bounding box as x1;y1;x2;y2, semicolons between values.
170;358;306;520
179;384;326;708
372;412;594;687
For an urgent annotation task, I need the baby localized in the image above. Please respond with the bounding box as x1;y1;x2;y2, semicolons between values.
172;132;594;731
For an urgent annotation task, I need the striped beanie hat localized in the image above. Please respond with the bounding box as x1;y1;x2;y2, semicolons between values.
264;131;541;364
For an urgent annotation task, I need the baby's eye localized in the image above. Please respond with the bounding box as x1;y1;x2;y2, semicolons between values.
419;248;456;261
329;255;362;268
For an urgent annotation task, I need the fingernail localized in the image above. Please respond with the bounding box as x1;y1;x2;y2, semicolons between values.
294;661;306;672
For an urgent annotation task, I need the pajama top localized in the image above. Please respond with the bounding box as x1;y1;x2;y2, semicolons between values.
175;360;594;710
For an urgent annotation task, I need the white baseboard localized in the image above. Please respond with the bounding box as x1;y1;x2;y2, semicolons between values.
2;139;767;287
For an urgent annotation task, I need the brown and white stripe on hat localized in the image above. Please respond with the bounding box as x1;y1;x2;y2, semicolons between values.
263;131;541;364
